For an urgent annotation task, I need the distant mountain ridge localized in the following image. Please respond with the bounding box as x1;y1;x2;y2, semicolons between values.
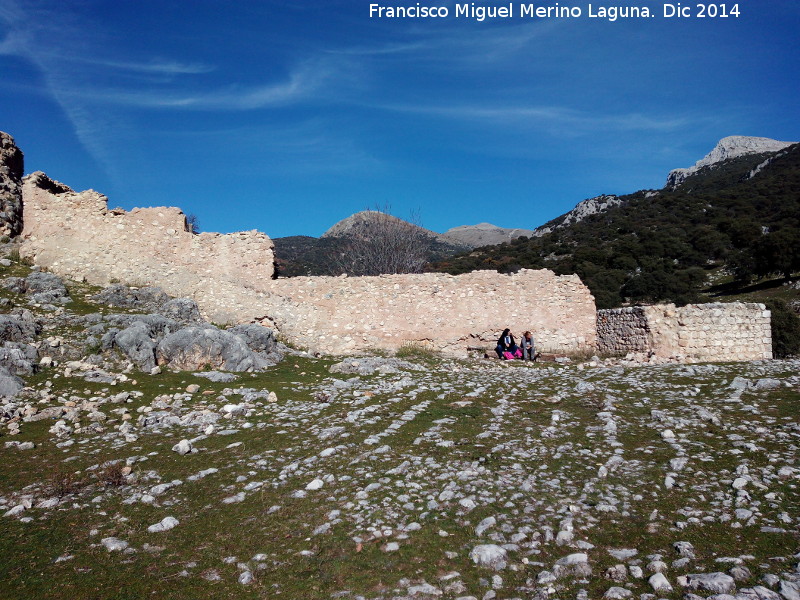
321;211;530;250
274;211;530;276
276;136;799;280
531;136;797;238
275;211;469;277
441;223;535;248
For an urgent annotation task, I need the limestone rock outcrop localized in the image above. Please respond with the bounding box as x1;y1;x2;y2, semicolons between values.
114;323;158;371
0;131;24;237
157;327;267;371
533;195;622;237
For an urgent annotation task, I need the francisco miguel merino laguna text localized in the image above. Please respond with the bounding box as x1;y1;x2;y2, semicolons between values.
369;3;742;21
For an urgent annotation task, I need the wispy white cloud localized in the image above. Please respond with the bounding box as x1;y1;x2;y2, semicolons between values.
0;29;27;55
370;102;692;134
0;0;223;183
326;40;431;56
60;58;335;110
63;56;216;75
331;17;562;67
149;119;386;175
0;0;25;24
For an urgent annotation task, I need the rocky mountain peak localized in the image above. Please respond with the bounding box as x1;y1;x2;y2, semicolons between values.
666;135;796;188
442;223;534;248
321;210;438;240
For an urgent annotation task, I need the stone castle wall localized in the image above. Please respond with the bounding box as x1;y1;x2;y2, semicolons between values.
265;270;596;355
598;303;772;362
596;306;650;355
15;159;773;362
19;172;598;356
20;172;277;322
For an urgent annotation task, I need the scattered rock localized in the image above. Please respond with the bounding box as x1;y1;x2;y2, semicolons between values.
147;516;179;533
193;371;238;383
604;586;633;599
686;572;737;595
101;537;129;552
172;439;194;455
469;545;507;571
649;573;673;593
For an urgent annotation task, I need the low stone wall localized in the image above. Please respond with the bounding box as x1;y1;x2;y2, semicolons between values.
264;269;597;355
598;303;772;362
18;167;772;362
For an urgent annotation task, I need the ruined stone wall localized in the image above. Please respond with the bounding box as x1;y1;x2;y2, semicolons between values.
644;303;771;362
20;172;277;321
17;170;776;362
19;172;598;356
596;307;650;354
264;269;597;355
598;303;772;362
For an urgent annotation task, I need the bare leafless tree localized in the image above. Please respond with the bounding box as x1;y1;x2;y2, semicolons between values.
185;213;200;234
335;206;430;276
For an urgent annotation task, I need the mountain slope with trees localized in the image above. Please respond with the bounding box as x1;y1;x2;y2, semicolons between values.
433;143;800;310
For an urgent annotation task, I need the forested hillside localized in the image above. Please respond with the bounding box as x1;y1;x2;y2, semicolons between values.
433;144;800;310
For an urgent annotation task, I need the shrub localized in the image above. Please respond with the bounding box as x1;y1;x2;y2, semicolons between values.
85;340;103;355
186;213;200;234
48;468;86;498
99;462;127;487
764;299;800;358
395;342;439;361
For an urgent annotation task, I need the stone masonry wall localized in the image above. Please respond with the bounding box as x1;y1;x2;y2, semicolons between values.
598;303;772;362
645;303;771;362
19;172;598;356
596;307;650;354
264;269;596;356
20;172;276;316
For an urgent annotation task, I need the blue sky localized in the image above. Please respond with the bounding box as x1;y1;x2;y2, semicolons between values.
1;1;798;238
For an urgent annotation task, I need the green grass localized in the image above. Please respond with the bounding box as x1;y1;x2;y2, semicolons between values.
1;265;799;599
394;342;442;363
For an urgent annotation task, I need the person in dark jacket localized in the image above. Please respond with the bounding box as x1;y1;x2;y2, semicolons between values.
495;328;518;359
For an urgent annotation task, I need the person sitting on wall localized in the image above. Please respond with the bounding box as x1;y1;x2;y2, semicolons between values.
495;328;518;359
520;331;536;361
